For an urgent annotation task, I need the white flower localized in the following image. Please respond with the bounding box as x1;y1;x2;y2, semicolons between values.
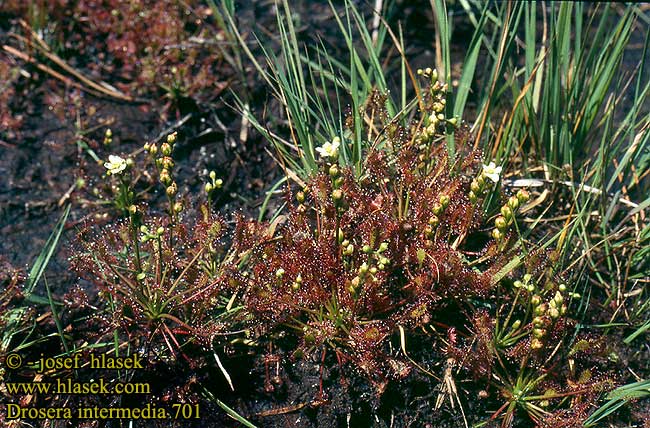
315;137;341;159
482;161;502;183
104;155;127;175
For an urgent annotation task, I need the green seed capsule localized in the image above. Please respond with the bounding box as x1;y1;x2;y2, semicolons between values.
517;189;530;204
439;194;450;209
492;229;503;240
161;143;172;156
508;196;519;210
495;216;507;231
501;206;513;220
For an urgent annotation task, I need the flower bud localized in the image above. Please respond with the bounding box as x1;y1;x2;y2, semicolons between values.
214;178;223;189
166;183;177;196
275;268;285;278
517;189;530;204
501;205;513;220
167;132;177;144
469;191;478;203
296;191;305;203
362;244;372;254
369;267;378;274
161;143;172;156
495;216;507;231
329;165;339;177
511;320;521;330
128;205;137;215
103;128;112;146
428;215;440;227
533;328;546;339
351;276;360;288
160;170;172;186
378;242;389;253
508;196;520;210
439;194;450;209
140;225;149;233
205;183;213;193
149;144;158;155
161;156;174;169
531;295;542;306
359;263;369;274
491;229;503;241
156;227;165;235
173;202;183;213
531;338;543;349
447;117;458;127
432;203;443;215
344;244;354;255
341;239;350;248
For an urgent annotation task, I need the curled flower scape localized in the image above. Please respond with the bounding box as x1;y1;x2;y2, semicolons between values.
315;137;341;159
482;161;503;183
104;155;127;175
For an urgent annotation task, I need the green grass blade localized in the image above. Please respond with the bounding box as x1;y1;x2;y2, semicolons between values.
25;203;71;297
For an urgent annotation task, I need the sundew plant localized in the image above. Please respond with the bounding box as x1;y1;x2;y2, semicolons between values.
1;1;648;427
